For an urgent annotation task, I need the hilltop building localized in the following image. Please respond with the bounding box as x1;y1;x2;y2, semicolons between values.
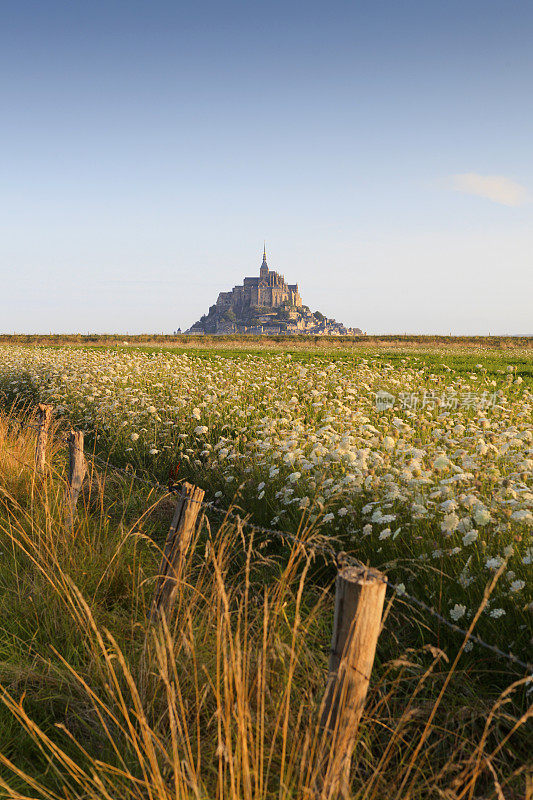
186;246;362;336
215;246;302;312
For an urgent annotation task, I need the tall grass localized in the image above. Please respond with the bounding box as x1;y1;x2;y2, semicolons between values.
0;409;530;799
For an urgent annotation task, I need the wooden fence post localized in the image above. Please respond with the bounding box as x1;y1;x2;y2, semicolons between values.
319;565;387;800
66;430;87;527
151;481;205;619
35;404;53;472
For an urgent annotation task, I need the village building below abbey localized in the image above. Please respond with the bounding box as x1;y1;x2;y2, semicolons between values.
185;247;362;336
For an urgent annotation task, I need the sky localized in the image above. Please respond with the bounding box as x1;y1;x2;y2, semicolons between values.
1;0;532;335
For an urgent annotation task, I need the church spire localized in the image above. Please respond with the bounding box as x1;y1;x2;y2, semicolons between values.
260;242;268;279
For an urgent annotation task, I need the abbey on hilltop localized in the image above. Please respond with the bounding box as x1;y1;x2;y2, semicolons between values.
185;246;362;336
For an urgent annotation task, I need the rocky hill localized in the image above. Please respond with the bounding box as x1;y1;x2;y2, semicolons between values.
186;247;362;336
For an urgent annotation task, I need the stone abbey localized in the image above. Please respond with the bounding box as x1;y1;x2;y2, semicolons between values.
186;246;362;336
215;245;302;313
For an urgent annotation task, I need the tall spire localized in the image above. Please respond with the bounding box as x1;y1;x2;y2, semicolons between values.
260;242;268;278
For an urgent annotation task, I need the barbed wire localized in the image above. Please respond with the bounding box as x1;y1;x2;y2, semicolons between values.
10;413;533;674
80;443;533;674
203;504;533;673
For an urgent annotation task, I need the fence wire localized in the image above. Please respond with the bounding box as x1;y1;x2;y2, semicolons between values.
11;414;533;674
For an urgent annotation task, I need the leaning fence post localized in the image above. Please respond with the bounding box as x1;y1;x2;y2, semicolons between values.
318;565;387;800
151;481;205;619
65;430;87;527
35;404;53;472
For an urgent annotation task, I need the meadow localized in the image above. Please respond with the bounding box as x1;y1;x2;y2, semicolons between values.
0;344;531;659
0;343;531;797
0;333;532;351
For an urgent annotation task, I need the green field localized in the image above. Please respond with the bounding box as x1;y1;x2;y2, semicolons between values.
0;343;531;798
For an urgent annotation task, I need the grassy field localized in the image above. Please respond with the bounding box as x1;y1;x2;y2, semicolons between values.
0;410;530;799
0;344;531;658
0;343;531;797
1;333;532;351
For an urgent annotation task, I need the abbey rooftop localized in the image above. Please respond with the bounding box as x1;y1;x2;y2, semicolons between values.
186;247;362;335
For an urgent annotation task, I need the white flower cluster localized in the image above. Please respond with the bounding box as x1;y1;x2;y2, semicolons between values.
0;346;531;650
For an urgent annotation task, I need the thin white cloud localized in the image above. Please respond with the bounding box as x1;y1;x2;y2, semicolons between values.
451;173;529;207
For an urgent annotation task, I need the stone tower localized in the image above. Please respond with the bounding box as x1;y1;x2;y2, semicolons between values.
260;243;268;281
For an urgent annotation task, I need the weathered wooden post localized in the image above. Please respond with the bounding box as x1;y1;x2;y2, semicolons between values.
319;565;387;800
151;481;205;618
65;430;87;527
35;404;53;472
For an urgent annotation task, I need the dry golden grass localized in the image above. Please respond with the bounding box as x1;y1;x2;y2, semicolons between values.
0;409;530;799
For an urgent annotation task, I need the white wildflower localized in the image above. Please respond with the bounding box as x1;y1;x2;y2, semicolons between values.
371;509;396;524
441;512;459;533
440;499;458;513
450;604;466;621
457;517;473;534
462;530;478;546
473;505;491;527
511;509;533;525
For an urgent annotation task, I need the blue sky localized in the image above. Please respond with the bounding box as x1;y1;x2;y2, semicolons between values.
1;0;532;334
